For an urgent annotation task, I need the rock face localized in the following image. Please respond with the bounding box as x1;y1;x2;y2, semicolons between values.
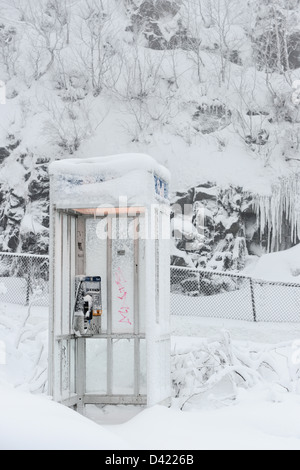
0;139;50;255
171;183;298;271
125;0;196;51
0;147;10;164
27;166;50;203
0;151;297;263
0;140;297;263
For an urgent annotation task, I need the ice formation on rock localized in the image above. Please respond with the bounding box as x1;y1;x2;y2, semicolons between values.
254;174;300;252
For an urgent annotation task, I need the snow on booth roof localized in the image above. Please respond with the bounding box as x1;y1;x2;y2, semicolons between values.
49;153;170;209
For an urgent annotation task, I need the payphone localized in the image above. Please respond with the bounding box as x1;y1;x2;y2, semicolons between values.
73;276;102;336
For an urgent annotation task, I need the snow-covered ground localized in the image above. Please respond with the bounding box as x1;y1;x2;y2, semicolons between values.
1;383;300;450
171;316;300;343
0;302;48;392
109;390;300;450
246;244;300;283
0;386;128;451
1;301;300;450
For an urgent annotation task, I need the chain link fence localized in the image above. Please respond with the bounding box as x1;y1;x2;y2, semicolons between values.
1;252;300;322
0;252;49;306
171;266;300;323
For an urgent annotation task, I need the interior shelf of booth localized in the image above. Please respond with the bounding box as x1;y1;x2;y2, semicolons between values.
72;207;146;216
55;333;146;340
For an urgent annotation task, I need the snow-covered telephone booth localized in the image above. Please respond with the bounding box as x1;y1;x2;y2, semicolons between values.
48;154;171;412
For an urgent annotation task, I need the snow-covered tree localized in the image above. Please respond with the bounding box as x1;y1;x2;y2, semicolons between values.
0;0;67;82
0;23;19;79
75;0;124;97
252;0;300;82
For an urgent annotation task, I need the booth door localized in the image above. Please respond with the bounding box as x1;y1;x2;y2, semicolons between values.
85;216;144;401
85;216;139;335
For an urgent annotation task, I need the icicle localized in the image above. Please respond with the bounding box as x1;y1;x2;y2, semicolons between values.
253;174;300;252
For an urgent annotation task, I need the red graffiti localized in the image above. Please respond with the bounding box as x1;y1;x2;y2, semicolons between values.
115;268;132;325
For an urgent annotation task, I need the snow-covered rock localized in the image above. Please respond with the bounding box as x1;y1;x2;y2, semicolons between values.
172;184;260;270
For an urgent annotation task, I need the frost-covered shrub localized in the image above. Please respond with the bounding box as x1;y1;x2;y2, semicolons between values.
0;23;18;78
270;92;300;124
192;99;232;135
172;331;300;409
43;100;92;154
245;129;270;146
252;2;300;73
181;277;199;295
54;70;89;103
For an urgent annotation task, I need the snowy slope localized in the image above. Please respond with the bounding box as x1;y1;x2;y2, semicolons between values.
0;0;300;255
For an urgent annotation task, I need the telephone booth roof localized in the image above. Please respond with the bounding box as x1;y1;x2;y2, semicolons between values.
49;153;170;210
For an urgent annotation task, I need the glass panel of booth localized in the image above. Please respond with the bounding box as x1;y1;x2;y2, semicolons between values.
155;208;160;325
86;339;107;394
54;211;62;337
83;338;145;398
83;211;144;336
139;339;147;395
112;339;135;395
61;339;70;396
54;338;76;402
53;212;76;338
160;208;171;329
155;207;170;327
86;219;108;333
62;215;71;336
111;217;135;335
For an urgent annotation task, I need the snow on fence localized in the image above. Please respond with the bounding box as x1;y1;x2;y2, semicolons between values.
171;266;300;323
0;252;49;306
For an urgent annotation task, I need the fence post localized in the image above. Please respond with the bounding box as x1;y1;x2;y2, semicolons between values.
26;257;33;306
250;278;257;322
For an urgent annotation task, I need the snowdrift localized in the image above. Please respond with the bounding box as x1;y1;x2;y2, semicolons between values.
250;244;300;283
0;386;127;451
